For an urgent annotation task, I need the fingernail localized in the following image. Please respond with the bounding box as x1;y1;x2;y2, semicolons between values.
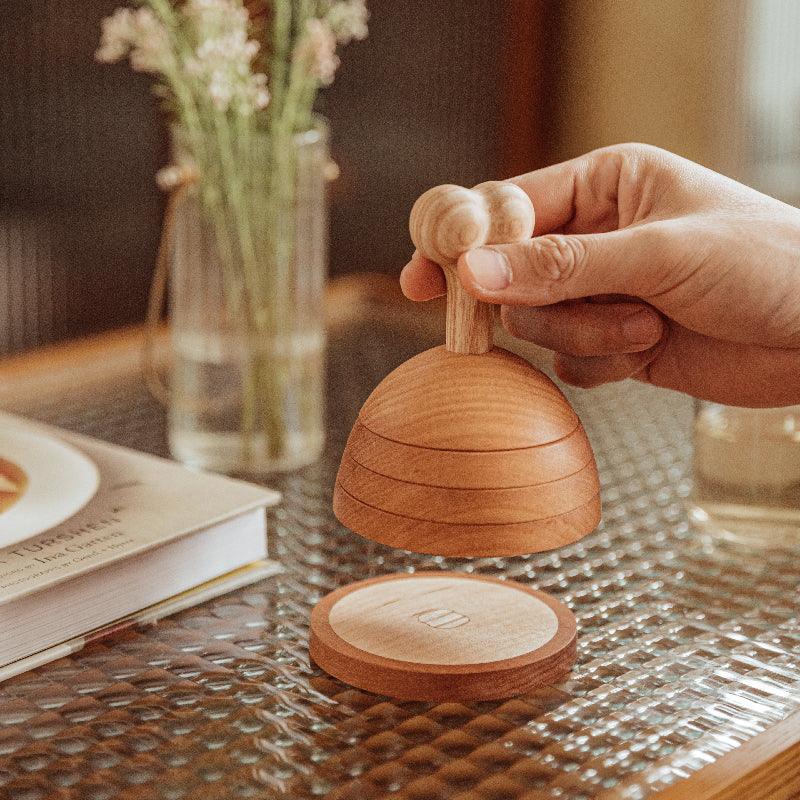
621;311;661;344
463;248;511;291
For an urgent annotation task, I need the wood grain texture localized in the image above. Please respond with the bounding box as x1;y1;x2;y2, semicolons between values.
345;421;595;489
441;269;495;355
474;180;536;246
328;575;560;664
409;182;534;354
409;184;492;354
333;483;601;557
358;345;581;450
309;571;576;701
337;455;599;524
636;708;800;800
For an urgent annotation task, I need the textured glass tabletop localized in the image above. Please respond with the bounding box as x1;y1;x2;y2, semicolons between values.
1;314;799;800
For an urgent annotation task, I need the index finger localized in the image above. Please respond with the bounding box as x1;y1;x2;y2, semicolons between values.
509;147;626;236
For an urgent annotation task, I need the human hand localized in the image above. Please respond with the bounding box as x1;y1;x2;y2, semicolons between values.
400;144;800;406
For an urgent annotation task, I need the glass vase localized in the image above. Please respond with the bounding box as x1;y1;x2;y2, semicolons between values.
167;123;328;475
688;401;800;547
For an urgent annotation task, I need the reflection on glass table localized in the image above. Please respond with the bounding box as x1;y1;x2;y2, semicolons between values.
0;277;797;800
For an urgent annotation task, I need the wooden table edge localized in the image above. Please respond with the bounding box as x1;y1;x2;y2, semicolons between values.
0;273;550;402
0;275;407;400
600;693;800;800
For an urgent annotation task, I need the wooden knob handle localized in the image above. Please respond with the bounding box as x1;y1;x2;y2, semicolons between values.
409;185;491;264
409;182;534;354
474;181;535;247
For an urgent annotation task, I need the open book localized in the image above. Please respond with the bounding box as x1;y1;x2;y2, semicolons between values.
0;412;280;680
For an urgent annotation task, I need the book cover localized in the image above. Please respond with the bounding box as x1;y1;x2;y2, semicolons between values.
0;411;280;605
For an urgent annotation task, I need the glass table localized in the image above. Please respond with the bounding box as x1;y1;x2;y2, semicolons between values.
0;277;798;800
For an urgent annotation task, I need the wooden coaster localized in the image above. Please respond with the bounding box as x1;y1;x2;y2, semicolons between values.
345;420;594;489
337;455;600;523
333;484;601;557
309;572;577;701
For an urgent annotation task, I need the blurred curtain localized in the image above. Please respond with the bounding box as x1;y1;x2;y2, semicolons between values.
550;0;749;177
0;1;166;354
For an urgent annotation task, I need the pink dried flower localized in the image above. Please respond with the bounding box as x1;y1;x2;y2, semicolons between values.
295;18;340;86
95;7;171;73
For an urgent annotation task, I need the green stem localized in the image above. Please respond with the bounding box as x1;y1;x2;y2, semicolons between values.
213;115;266;317
270;0;292;125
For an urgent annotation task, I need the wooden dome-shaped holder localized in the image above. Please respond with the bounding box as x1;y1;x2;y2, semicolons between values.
310;182;601;701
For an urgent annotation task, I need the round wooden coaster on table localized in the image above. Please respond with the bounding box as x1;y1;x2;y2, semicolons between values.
312;182;600;700
309;572;577;702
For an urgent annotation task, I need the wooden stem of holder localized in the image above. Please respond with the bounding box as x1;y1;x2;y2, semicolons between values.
442;270;494;354
409;181;535;355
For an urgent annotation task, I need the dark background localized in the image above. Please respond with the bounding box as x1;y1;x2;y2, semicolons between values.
2;1;772;356
0;1;554;353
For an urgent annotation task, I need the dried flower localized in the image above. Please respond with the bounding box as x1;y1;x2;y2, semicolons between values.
184;0;250;30
98;1;268;115
98;1;368;113
325;1;369;45
183;0;269;113
294;18;339;86
155;163;199;191
185;32;269;113
96;7;171;73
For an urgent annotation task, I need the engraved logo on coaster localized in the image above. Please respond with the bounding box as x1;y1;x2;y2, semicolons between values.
415;608;470;629
328;575;560;665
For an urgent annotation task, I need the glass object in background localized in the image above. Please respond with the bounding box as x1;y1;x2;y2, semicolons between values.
94;1;368;475
168;125;328;474
689;401;800;547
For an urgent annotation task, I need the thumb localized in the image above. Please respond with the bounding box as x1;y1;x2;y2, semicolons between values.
456;225;668;306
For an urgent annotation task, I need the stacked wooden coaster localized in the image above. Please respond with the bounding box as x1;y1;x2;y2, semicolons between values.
334;345;600;557
312;182;600;700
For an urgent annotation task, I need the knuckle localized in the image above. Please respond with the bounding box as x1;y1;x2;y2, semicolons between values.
593;143;676;190
613;143;672;171
588;142;665;170
616;142;664;160
530;235;586;284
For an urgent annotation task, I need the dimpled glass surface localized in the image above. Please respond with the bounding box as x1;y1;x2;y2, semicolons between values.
1;319;799;800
